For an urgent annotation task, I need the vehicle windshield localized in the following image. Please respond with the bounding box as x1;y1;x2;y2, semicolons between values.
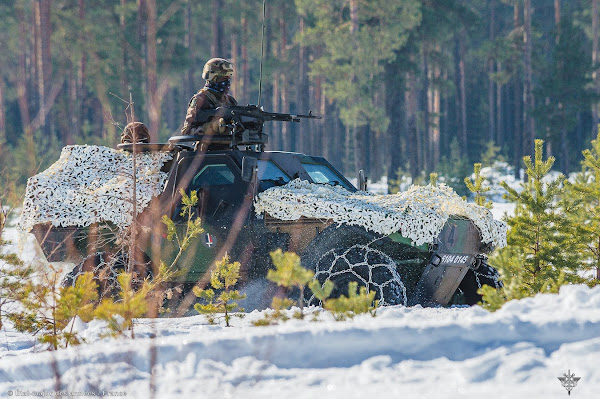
257;160;290;186
301;162;352;189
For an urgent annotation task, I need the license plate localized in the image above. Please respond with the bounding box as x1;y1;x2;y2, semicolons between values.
438;253;473;266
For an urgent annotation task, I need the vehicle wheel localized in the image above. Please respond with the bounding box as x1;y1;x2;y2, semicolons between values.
453;261;502;305
302;226;407;307
62;249;153;301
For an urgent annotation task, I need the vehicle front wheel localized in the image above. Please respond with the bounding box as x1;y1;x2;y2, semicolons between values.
452;261;502;305
305;243;407;307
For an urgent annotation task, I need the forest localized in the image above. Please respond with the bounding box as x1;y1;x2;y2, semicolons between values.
0;0;599;194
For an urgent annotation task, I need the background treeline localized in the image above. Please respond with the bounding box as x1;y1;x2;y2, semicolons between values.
0;0;599;194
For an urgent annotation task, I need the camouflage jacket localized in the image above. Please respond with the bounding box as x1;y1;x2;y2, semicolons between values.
180;88;237;135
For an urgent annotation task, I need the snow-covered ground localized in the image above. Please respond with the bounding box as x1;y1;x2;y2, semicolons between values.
1;219;599;398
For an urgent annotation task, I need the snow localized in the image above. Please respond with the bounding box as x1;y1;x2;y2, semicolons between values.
1;222;598;398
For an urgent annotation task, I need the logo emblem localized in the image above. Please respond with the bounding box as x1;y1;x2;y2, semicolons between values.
204;232;216;248
558;370;581;396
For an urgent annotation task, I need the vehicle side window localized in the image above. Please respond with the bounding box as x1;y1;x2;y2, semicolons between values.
257;160;290;184
301;162;352;190
192;164;235;188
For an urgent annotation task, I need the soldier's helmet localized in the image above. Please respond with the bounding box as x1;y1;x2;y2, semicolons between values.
202;58;234;83
121;122;150;144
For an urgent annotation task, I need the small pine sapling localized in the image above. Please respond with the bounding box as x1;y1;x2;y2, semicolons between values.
267;249;314;318
252;297;295;326
308;279;334;303
193;254;246;327
94;272;152;338
0;205;34;330
324;281;378;321
161;189;205;266
54;272;98;347
306;279;335;322
429;172;438;187
464;163;493;208
10;267;98;349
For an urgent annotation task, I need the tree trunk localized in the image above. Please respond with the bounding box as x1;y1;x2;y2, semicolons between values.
385;54;405;189
408;69;420;178
242;16;250;102
488;0;496;143
120;0;129;98
279;5;289;152
344;125;354;175
496;61;504;146
316;74;326;159
17;2;35;176
513;2;522;178
65;65;76;145
442;69;449;154
523;0;535;156
349;0;364;174
422;47;430;171
211;2;222;57
78;0;87;141
456;30;468;151
0;78;5;145
230;32;239;101
145;0;159;141
297;15;310;154
34;0;52;137
593;0;599;135
262;2;273;147
431;55;441;169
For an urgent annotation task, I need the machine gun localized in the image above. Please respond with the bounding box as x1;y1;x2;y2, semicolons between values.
195;105;320;132
169;105;321;151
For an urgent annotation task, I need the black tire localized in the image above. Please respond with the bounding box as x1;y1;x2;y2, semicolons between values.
453;261;502;305
302;226;407;307
62;249;153;301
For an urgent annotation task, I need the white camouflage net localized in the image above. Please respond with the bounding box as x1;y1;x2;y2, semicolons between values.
255;179;507;248
20;145;173;232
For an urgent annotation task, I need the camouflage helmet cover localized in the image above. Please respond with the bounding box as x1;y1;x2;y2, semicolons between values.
202;58;234;82
121;121;150;144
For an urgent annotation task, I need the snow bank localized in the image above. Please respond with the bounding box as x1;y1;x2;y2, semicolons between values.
255;179;507;247
19;145;172;232
0;284;598;398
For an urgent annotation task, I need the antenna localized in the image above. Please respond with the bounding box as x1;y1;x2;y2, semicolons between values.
257;0;266;107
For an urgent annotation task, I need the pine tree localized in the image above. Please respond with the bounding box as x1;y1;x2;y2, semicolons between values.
482;139;582;310
464;163;492;208
10;269;98;349
267;249;314;315
324;281;378;321
193;254;246;327
568;129;600;282
94;272;152;338
0;201;34;331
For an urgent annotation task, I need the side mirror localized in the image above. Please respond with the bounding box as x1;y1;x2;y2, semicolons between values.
241;156;258;182
358;169;368;191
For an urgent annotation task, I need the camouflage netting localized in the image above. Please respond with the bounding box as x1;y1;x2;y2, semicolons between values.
254;179;507;248
20;145;172;232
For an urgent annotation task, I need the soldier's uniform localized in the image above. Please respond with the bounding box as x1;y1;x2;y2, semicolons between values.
180;58;237;135
180;87;237;135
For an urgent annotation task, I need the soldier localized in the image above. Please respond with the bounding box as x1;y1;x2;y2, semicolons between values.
120;121;150;144
180;58;238;135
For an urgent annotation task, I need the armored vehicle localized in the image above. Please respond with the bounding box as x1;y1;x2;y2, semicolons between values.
21;106;505;311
